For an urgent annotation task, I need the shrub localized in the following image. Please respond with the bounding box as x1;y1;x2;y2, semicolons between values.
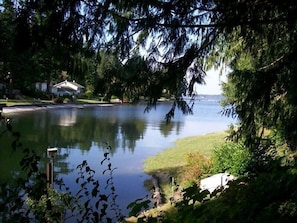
52;97;64;103
26;189;74;222
179;152;212;186
211;141;252;176
79;90;93;99
63;97;71;103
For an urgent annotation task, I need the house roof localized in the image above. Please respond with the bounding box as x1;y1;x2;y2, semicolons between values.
53;80;85;89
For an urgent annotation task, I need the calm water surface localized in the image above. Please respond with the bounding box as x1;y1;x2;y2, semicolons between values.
0;99;235;216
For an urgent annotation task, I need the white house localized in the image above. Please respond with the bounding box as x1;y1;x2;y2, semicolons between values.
52;80;85;96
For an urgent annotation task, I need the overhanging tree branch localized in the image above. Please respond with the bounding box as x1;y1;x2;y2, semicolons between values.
258;55;285;71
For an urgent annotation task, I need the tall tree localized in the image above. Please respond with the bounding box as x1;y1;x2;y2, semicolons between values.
3;0;297;147
0;0;98;94
0;0;15;75
0;0;15;97
96;51;123;101
218;2;297;152
121;55;156;102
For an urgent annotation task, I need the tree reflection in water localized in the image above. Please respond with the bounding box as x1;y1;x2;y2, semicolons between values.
0;101;233;216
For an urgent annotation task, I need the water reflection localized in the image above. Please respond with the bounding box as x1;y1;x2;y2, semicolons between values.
0;104;185;180
58;109;78;126
0;101;234;216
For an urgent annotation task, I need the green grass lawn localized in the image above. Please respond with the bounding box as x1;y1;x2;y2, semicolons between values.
76;99;105;104
132;131;228;220
0;98;52;106
143;131;227;175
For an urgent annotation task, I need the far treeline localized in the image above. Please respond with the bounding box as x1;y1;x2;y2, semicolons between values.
1;0;297;222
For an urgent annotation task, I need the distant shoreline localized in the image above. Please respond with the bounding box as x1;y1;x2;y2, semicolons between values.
0;94;224;114
0;103;113;114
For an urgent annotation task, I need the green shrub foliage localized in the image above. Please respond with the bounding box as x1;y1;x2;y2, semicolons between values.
211;142;252;176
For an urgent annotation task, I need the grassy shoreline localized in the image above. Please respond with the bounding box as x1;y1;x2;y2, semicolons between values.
143;131;227;175
142;132;227;206
126;132;228;221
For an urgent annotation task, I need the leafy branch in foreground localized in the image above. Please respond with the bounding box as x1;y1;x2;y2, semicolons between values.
0;113;125;222
0;113;48;222
72;146;124;222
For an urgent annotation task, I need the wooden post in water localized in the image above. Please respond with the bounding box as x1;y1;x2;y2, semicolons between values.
46;147;58;189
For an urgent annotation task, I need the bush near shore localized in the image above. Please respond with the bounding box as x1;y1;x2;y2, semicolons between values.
142;132;228;204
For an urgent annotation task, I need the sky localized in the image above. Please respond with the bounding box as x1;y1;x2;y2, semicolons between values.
194;67;229;95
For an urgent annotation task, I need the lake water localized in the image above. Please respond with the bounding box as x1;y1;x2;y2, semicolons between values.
0;98;235;217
